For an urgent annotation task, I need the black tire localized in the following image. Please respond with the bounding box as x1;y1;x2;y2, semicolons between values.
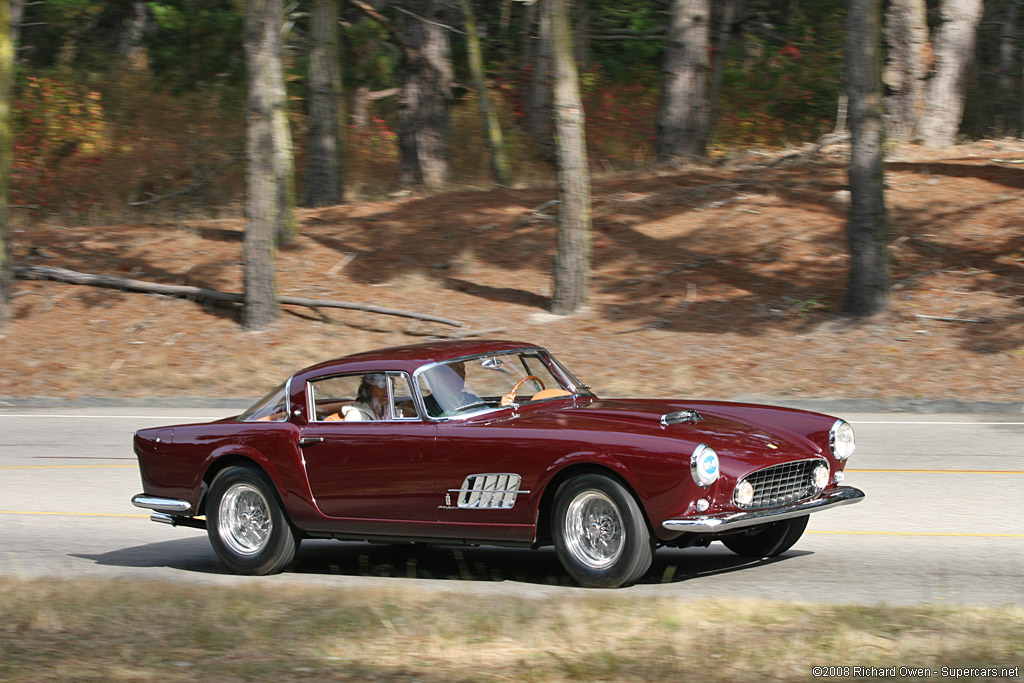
721;515;809;558
551;473;653;588
206;466;300;575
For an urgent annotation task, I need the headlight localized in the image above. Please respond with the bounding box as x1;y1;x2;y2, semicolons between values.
734;480;754;506
830;420;855;460
690;444;719;488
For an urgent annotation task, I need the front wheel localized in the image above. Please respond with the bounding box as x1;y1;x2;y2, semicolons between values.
206;466;300;575
551;473;652;588
721;515;809;558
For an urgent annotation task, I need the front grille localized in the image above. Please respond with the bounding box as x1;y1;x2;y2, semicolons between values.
737;459;823;510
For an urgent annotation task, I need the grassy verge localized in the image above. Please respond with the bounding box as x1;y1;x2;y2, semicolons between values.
0;577;1020;681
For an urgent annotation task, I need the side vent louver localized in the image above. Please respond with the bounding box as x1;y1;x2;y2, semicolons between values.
452;474;527;509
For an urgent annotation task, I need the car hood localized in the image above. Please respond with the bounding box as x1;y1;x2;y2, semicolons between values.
519;398;827;465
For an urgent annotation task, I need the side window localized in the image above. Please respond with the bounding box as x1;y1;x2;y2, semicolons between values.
309;372;420;422
389;374;420;420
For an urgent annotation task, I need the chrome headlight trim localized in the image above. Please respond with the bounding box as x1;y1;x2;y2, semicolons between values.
690;444;720;488
830;419;856;461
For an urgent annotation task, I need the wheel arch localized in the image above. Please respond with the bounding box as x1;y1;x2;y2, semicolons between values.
534;462;654;547
198;454;276;517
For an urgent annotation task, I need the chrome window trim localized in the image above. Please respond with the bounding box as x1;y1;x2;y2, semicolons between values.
306;371;424;423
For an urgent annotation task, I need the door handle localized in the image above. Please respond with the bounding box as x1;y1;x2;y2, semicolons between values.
298;436;324;448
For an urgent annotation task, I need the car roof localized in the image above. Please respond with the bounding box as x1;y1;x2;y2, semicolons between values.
294;339;542;378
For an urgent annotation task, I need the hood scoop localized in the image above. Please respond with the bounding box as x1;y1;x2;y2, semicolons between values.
661;409;703;426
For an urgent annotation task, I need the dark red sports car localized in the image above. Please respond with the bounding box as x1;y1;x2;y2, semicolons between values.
132;340;864;588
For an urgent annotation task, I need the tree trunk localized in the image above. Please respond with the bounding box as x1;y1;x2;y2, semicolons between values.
573;0;590;73
243;0;283;330
883;0;931;142
304;0;345;207
918;0;984;147
0;0;13;329
656;0;712;162
707;0;741;141
527;3;554;156
547;0;592;316
397;0;452;189
118;0;149;63
269;5;296;242
459;0;512;186
998;0;1018;135
845;0;890;317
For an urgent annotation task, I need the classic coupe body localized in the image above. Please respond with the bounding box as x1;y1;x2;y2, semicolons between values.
132;340;864;587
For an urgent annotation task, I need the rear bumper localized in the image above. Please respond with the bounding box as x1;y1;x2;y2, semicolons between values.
661;486;865;534
131;494;192;514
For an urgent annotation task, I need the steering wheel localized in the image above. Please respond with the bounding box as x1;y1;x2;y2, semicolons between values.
501;375;545;406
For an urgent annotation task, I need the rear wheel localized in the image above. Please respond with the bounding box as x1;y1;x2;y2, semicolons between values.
551;473;652;588
206;466;299;575
721;515;809;558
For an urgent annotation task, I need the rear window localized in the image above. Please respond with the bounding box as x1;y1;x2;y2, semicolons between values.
239;382;289;422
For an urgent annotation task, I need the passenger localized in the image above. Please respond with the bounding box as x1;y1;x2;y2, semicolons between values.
342;373;388;421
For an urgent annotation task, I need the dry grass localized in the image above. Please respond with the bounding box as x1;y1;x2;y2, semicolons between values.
0;577;1021;682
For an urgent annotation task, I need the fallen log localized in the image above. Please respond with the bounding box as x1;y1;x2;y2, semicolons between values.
13;265;463;328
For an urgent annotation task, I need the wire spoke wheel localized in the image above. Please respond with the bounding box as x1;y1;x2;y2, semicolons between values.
564;491;624;568
218;483;272;556
206;466;299;575
552;473;652;588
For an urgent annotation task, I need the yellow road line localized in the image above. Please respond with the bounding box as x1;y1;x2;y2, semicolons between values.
807;530;1024;538
0;510;148;518
0;464;136;470
847;469;1023;474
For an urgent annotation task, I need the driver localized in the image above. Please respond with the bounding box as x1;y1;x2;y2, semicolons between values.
421;361;482;417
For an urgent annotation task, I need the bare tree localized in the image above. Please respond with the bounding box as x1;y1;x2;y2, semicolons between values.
526;3;554;156
656;0;712;162
304;0;345;206
998;0;1019;135
459;0;512;186
243;0;284;330
918;0;984;147
883;0;931;142
269;3;296;241
397;0;453;188
0;0;13;329
846;0;890;316
548;0;592;315
118;0;149;63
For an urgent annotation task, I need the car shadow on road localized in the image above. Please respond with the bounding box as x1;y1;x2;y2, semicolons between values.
75;537;812;587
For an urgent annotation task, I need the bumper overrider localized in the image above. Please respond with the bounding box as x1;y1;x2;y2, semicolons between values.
661;486;865;534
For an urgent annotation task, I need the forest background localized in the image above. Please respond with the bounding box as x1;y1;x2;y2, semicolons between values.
0;0;1021;404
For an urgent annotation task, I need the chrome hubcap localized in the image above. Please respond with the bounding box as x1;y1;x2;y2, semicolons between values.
564;490;624;568
218;483;272;556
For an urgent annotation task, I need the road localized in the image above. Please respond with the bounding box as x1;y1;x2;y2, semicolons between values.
0;406;1021;606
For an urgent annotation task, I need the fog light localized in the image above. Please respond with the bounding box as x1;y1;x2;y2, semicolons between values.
734;480;754;507
834;470;845;485
696;498;710;513
813;464;829;490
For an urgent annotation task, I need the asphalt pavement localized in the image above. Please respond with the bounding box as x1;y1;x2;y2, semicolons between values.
0;405;1021;606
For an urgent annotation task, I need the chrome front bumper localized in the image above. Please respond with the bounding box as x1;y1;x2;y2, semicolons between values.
661;486;865;534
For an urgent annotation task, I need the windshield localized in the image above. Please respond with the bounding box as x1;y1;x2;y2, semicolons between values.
238;381;289;422
417;350;576;419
